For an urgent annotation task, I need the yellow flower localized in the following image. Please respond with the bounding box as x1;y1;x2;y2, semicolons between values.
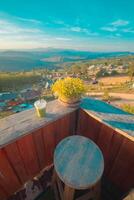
51;77;86;100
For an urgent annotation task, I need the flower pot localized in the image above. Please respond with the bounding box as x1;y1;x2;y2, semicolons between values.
58;97;81;108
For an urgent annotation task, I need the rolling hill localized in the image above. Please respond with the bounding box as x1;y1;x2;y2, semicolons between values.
0;48;133;71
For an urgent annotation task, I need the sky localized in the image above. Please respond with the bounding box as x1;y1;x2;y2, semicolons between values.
0;0;134;51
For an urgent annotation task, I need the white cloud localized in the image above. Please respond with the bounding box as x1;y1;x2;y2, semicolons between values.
65;26;98;36
53;20;65;25
0;12;41;24
69;26;89;34
101;19;130;33
70;26;83;32
115;33;121;37
122;28;134;33
16;17;41;24
111;19;129;27
101;26;117;32
106;33;121;39
55;37;72;41
0;19;42;35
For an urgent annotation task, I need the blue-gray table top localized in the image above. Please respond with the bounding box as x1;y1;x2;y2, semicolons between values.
54;135;104;189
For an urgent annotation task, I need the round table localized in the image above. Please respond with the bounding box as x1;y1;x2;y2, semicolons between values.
54;135;104;200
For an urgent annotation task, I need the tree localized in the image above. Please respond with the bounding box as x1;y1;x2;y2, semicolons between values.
70;64;81;74
111;70;118;76
80;64;88;74
96;69;109;78
102;90;111;101
128;63;134;81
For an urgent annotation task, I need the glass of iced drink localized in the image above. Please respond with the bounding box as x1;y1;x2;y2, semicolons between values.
34;99;47;118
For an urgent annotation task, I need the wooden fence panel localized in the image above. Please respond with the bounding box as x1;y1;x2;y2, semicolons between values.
77;109;88;134
56;115;72;144
0;187;7;200
32;129;46;170
0;111;77;199
0;109;133;199
42;122;56;166
0;150;21;196
105;131;124;176
96;124;115;173
108;137;134;192
4;142;28;184
77;110;134;192
17;134;40;179
77;109;102;142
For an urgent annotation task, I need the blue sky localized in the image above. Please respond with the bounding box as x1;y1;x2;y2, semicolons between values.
0;0;134;51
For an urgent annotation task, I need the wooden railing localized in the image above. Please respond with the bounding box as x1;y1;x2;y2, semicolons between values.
77;109;134;193
0;100;133;199
0;110;77;199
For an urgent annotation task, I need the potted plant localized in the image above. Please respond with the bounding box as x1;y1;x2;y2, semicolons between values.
51;77;86;107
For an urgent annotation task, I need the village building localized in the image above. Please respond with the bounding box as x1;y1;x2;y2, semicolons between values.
0;92;18;102
0;102;7;111
20;89;41;101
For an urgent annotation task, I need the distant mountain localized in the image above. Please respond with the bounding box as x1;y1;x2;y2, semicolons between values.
0;48;133;71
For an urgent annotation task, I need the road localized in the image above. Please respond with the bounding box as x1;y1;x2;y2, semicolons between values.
87;92;134;106
89;92;134;100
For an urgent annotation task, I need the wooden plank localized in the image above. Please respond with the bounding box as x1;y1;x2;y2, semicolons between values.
0;186;8;200
55;114;72;145
96;124;115;173
78;110;102;142
68;111;77;135
32;129;46;170
53;183;60;200
0;150;21;195
0;100;77;148
108;138;134;192
42;122;56;166
4;142;28;184
63;185;75;200
76;191;94;200
77;109;88;134
17;134;40;178
56;176;64;200
106;132;124;176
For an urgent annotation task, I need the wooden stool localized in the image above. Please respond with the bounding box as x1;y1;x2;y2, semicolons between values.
53;135;104;200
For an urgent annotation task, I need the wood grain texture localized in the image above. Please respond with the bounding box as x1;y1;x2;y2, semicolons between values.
77;109;102;142
32;129;46;169
0;150;21;196
0;100;77;148
54;135;104;189
78;110;134;192
43;122;56;166
81;98;134;139
108;138;134;191
0;98;133;199
0;186;8;200
0;111;76;199
17;134;40;178
4;142;28;184
63;185;75;200
96;124;115;173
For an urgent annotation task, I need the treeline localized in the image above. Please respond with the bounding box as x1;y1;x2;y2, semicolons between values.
0;73;41;92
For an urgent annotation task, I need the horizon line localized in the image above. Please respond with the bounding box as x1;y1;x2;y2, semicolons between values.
0;47;133;53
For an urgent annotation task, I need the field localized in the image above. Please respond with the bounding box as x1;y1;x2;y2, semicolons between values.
99;76;130;85
0;72;41;92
